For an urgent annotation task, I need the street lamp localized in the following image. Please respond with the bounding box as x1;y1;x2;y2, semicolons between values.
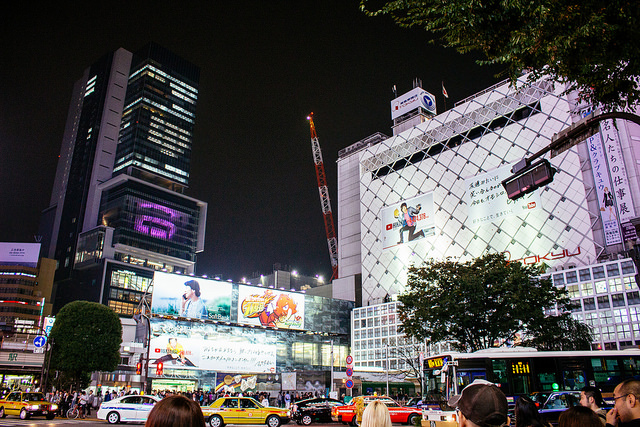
385;343;389;396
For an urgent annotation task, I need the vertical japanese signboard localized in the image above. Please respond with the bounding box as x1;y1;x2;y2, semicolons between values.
587;132;622;245
599;119;636;229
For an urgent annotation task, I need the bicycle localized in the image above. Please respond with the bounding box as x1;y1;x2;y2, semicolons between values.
66;403;84;419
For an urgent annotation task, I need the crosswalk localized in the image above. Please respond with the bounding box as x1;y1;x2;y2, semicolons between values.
0;418;100;426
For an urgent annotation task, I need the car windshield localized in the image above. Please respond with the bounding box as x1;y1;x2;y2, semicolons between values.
23;393;46;402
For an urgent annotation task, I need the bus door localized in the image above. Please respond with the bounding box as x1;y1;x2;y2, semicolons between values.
509;360;533;395
559;359;586;391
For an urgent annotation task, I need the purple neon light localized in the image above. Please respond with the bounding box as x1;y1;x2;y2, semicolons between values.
133;201;185;240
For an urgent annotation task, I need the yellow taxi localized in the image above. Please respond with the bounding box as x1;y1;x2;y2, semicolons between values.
202;397;291;427
0;391;57;420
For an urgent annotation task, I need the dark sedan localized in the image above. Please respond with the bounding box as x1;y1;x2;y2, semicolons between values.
293;397;344;425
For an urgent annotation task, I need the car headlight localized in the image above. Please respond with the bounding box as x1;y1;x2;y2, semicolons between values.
28;405;39;410
51;404;58;410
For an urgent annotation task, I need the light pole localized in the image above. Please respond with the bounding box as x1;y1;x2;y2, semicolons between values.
330;339;334;396
385;343;389;396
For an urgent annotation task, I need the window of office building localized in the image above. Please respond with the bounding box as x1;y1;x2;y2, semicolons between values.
581;282;595;296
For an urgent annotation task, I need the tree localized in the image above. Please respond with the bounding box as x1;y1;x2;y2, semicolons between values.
397;253;592;352
392;337;424;393
360;0;640;111
524;312;593;351
49;301;122;390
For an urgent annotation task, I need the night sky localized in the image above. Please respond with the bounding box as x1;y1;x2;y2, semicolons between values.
0;1;503;282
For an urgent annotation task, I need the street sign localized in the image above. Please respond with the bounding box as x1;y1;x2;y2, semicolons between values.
346;368;353;377
33;336;46;348
345;379;354;389
346;355;353;365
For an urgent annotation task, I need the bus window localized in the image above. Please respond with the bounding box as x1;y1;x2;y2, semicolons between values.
562;369;586;390
457;371;486;389
510;361;532;394
591;357;624;389
623;357;640;377
492;360;509;391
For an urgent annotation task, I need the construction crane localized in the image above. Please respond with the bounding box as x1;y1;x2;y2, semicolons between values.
307;112;339;281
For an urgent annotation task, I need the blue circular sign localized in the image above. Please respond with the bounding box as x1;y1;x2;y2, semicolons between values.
33;336;47;348
346;368;353;377
346;379;354;389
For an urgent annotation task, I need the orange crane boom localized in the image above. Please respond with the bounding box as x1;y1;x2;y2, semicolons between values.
307;113;339;280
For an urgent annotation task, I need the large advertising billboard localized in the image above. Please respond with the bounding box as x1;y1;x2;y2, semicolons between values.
150;319;277;373
151;272;232;321
237;286;305;330
464;164;542;228
380;193;435;250
0;242;41;267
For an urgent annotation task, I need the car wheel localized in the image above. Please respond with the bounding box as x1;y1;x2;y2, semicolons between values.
209;415;224;427
0;407;5;418
20;408;30;420
350;417;359;427
107;411;121;424
46;413;56;420
407;414;419;426
302;414;313;425
267;414;282;427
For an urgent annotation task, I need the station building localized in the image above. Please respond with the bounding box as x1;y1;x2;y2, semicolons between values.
335;77;640;382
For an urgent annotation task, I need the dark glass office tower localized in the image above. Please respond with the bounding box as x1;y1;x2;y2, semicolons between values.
42;43;207;315
114;43;199;188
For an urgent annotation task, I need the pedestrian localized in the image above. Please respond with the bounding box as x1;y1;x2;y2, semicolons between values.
145;394;205;427
559;406;603;427
285;392;291;409
361;400;392;427
581;386;607;425
606;379;640;427
261;394;269;407
447;380;510;427
514;396;550;427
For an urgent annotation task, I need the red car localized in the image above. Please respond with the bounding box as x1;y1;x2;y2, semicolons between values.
331;396;420;426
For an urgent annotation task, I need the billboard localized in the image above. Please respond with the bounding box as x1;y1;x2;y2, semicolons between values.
0;242;41;267
380;193;436;250
151;272;232;321
464;164;542;228
390;87;436;120
237;286;305;330
150;319;277;373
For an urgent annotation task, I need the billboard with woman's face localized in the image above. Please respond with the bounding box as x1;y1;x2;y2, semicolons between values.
150;272;232;321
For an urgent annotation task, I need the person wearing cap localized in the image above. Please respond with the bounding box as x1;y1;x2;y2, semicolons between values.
448;380;510;427
606;379;640;427
180;280;208;319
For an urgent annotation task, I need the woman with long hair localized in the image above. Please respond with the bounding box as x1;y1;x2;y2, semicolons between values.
361;400;392;427
514;396;550;427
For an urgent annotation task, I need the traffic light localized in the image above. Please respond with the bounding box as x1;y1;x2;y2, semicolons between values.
156;362;163;376
502;159;557;200
135;362;142;375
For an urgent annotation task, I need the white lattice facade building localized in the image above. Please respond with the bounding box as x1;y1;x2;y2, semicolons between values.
337;76;640;353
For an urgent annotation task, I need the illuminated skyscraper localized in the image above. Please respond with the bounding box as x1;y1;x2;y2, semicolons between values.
41;43;207;315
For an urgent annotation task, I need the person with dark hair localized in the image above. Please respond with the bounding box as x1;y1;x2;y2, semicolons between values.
396;202;425;244
581;386;607;424
514;396;550;427
559;406;603;427
606;379;640;427
181;280;208;319
145;394;205;427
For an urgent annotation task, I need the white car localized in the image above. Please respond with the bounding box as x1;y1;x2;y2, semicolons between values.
97;395;161;424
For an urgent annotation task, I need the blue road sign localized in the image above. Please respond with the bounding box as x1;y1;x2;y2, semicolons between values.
33;336;47;348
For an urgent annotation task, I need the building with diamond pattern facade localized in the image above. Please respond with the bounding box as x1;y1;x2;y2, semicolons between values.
336;76;640;370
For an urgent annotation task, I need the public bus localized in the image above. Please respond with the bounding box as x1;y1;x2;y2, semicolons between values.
420;347;640;426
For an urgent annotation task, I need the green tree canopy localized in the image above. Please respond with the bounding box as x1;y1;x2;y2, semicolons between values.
49;301;122;389
398;253;592;352
360;0;640;111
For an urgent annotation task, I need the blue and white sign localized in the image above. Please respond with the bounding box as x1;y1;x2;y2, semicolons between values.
390;87;437;120
33;336;47;348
